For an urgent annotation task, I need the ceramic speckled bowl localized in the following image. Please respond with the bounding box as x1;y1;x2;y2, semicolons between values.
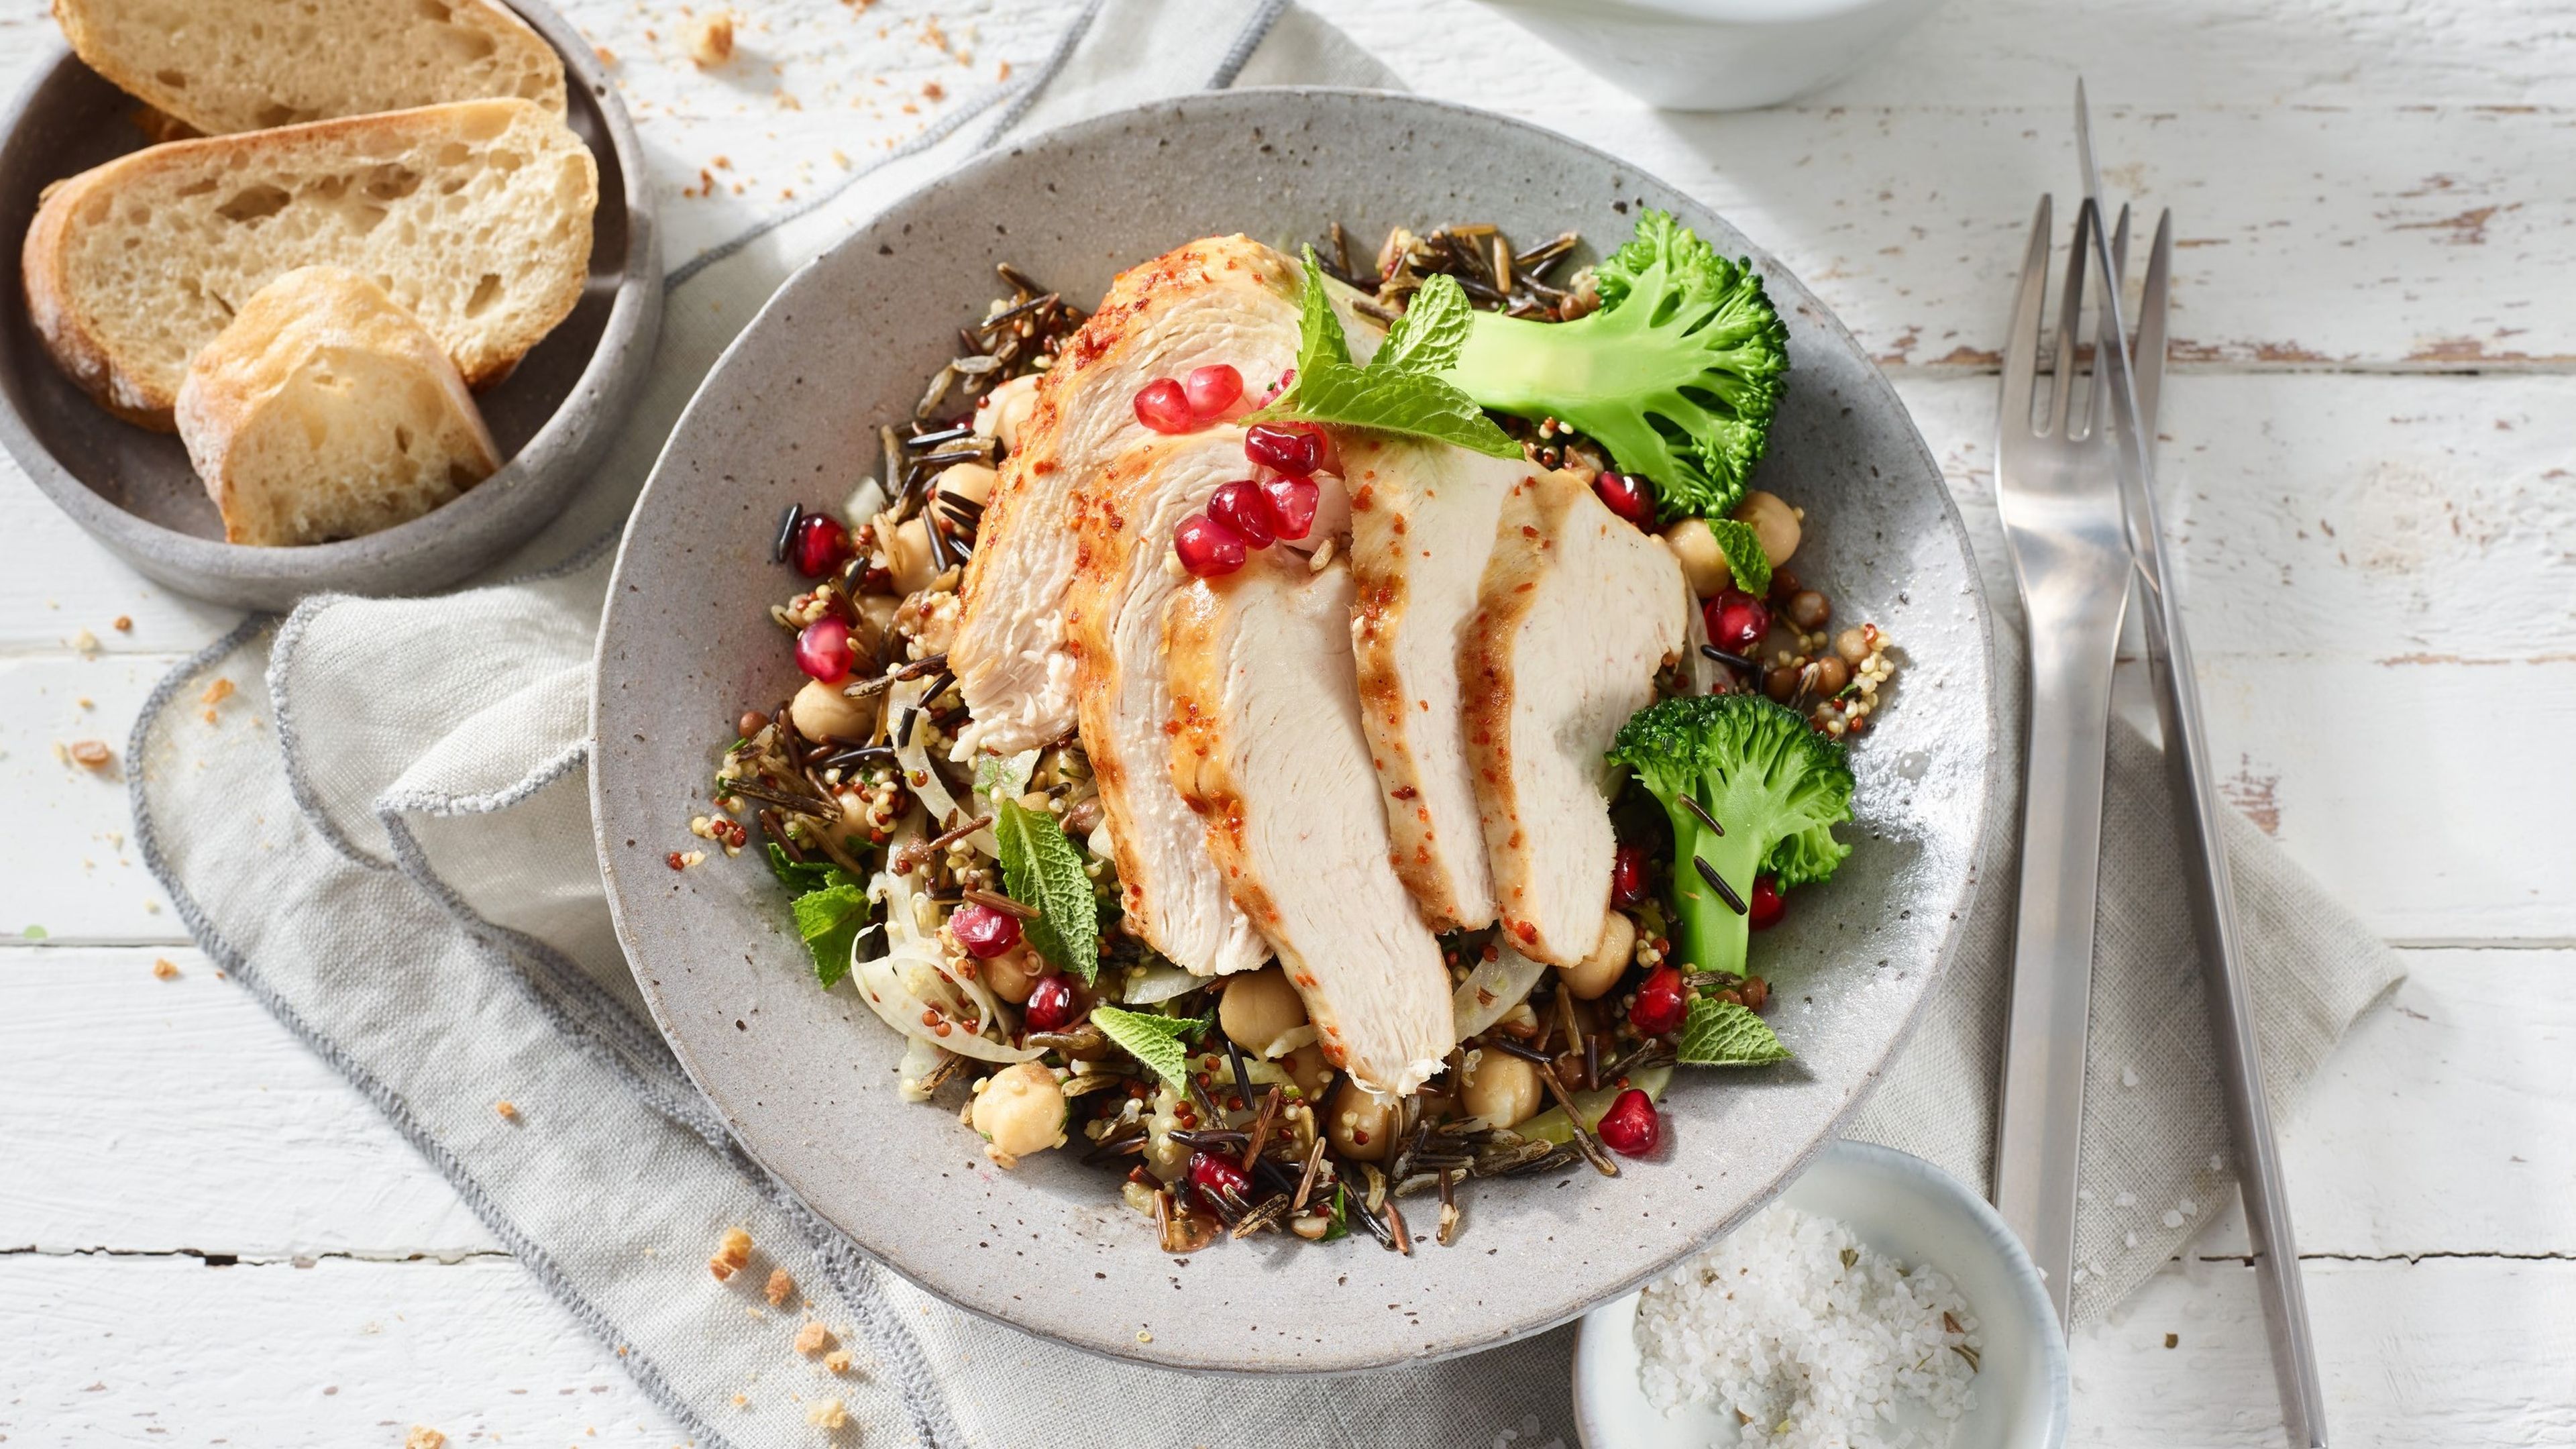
0;0;659;610
592;88;2001;1374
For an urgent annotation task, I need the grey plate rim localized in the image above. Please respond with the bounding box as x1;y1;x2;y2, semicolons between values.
0;0;662;611
591;85;2007;1376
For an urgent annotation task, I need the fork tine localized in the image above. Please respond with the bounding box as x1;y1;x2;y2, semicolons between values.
2045;200;2091;439
2001;195;2054;436
2133;208;2173;455
2090;203;2133;432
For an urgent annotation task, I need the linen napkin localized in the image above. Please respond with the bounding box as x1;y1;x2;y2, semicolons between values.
125;3;2402;1444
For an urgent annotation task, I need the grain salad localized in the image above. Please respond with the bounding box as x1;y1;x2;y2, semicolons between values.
700;213;1903;1252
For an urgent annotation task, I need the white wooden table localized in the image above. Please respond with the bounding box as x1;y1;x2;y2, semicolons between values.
5;1;2571;1443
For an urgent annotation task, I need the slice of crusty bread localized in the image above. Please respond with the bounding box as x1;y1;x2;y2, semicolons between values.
177;265;502;546
52;0;566;136
23;97;595;429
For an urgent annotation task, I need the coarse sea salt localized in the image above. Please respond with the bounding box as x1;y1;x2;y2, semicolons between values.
1635;1203;1980;1448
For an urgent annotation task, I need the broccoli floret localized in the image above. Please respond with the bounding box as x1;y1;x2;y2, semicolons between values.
1606;694;1854;979
1444;209;1789;520
1766;822;1852;890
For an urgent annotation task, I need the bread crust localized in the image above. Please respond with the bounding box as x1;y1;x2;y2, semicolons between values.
21;99;594;429
51;0;566;136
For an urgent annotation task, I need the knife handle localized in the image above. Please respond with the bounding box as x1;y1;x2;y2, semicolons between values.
1993;593;2125;1330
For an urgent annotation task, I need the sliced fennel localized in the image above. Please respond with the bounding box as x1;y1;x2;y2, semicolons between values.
1452;942;1551;1041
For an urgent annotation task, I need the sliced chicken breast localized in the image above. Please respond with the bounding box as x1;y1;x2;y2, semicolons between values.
1164;549;1455;1095
1343;436;1532;932
951;236;1381;757
1463;469;1691;967
1064;429;1269;978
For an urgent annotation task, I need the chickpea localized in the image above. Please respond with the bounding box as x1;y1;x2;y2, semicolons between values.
855;592;899;655
788;676;875;743
934;461;998;509
1459;1049;1542;1129
1659;518;1732;599
1282;1042;1333;1100
1835;627;1871;666
1556;912;1638;1001
970;1062;1066;1165
983;947;1040;1005
1327;1077;1398;1161
1731;490;1802;568
975;374;1042;453
885;517;940;596
1811;656;1851;696
1786;589;1831;632
1220;967;1308;1054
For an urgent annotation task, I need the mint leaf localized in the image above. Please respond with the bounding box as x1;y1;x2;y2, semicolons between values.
994;797;1099;981
1707;517;1772;597
766;841;851;894
792;881;869;988
972;748;1040;802
1373;272;1472;374
1090;1005;1208;1089
1256;360;1519;458
1295;244;1350;377
1678;996;1792;1066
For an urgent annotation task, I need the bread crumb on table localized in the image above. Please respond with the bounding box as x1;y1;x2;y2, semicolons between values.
823;1348;852;1374
495;1100;521;1122
405;1429;445;1449
794;1321;835;1356
765;1267;796;1305
152;958;180;980
710;1226;753;1281
805;1397;847;1430
691;12;735;67
66;740;115;771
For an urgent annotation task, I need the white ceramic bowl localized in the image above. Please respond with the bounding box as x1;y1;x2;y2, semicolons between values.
1476;0;1949;111
1573;1139;2069;1448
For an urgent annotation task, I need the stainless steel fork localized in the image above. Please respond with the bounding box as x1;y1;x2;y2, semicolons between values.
1991;192;2131;1332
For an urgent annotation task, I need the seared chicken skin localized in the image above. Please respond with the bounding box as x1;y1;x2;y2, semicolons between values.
1164;549;1456;1095
1064;429;1270;978
1342;436;1532;932
1462;468;1691;967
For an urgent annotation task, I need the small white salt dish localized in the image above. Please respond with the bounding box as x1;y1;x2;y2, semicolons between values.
1472;0;1949;111
1572;1138;2069;1449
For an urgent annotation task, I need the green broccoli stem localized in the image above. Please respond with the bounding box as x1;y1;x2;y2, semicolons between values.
1661;793;1767;981
1448;311;1722;496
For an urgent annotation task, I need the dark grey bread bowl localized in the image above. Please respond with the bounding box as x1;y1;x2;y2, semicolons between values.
594;89;2001;1373
0;0;659;610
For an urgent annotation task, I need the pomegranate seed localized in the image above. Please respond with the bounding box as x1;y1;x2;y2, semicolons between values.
1207;480;1277;549
1024;973;1078;1032
1593;472;1656;528
1629;966;1687;1036
1184;364;1243;418
951;902;1022;959
1187;1151;1252;1210
794;617;853;683
1256;366;1297;407
1245;421;1326;476
1133;378;1195;434
1173;513;1247;578
792;513;849;578
1610;843;1650;909
1705;589;1771;653
1748;875;1786;931
1596;1089;1662;1157
1260;476;1320;541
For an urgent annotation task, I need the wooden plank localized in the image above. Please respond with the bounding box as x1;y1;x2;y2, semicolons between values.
0;1254;688;1448
0;947;498;1258
0;484;244;658
2074;1256;2576;1448
0;656;197;945
3;943;2561;1266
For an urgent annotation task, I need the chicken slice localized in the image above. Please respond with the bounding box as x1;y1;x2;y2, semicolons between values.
1064;429;1269;978
1463;469;1691;967
1342;436;1532;931
1164;549;1454;1094
952;235;1380;757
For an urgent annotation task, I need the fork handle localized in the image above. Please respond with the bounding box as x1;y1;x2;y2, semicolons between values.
1993;598;2125;1330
